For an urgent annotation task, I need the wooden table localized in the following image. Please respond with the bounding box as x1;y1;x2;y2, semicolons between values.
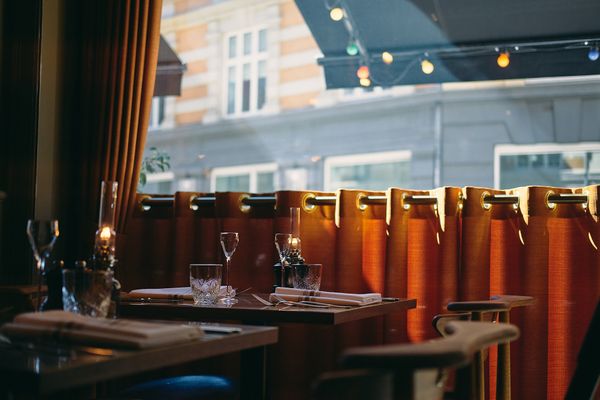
120;294;417;325
121;294;416;400
0;323;278;399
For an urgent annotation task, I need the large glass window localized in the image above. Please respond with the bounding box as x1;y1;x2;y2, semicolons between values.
495;144;600;188
142;1;600;196
224;28;268;116
324;151;411;191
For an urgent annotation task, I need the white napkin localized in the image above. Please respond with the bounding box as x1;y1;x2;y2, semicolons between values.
272;287;382;306
1;311;203;349
127;286;232;300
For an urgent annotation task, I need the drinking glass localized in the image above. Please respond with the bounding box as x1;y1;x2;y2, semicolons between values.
26;219;60;310
190;264;222;305
62;269;113;317
274;233;292;287
292;264;323;291
219;232;239;305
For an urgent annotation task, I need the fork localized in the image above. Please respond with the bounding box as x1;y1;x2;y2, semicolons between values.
251;293;329;308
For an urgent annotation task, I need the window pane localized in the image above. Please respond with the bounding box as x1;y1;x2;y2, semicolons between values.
215;174;250;191
258;29;267;52
257;60;266;110
499;151;600;188
227;66;236;114
242;63;251;112
257;171;274;192
243;32;252;55
329;161;409;190
228;36;237;58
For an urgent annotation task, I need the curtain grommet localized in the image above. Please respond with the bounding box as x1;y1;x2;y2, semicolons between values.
139;195;152;212
481;191;492;211
239;194;251;213
189;195;199;211
356;193;368;211
401;193;410;211
545;190;556;210
302;193;317;212
457;191;464;211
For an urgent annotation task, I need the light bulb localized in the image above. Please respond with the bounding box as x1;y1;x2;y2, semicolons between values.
346;42;358;56
359;78;371;87
421;59;434;74
329;7;344;21
588;47;599;61
382;51;394;65
497;51;510;68
356;65;370;79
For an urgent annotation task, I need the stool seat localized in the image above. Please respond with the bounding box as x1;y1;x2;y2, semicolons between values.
118;375;235;400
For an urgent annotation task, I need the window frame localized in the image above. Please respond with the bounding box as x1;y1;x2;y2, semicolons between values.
323;150;412;191
494;142;600;189
222;26;269;117
211;162;278;192
148;96;166;130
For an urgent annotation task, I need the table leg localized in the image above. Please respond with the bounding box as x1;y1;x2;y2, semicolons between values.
240;345;268;400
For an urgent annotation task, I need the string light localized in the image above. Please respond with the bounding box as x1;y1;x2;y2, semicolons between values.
421;59;434;74
346;41;358;56
356;65;370;79
588;46;599;61
497;51;510;68
381;51;394;65
359;78;371;87
329;7;344;21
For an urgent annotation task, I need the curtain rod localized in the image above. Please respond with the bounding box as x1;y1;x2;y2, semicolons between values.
139;192;588;211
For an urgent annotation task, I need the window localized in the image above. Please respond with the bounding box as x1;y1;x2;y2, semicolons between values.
224;28;268;116
495;143;600;189
149;97;166;129
324;151;411;191
211;163;277;192
143;171;174;194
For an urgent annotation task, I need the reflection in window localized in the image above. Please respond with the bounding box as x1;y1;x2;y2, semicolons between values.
496;144;600;188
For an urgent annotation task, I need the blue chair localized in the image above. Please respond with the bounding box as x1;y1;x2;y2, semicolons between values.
118;375;236;400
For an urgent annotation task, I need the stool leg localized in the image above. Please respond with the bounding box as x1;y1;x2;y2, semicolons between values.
496;311;511;400
471;312;485;400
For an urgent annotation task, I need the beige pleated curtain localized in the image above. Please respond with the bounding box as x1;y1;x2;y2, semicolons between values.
122;185;600;400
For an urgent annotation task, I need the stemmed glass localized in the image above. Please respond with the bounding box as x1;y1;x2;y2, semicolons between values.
219;232;239;305
26;219;60;311
274;233;292;287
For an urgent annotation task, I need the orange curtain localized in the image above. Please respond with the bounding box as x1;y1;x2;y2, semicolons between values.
123;185;600;399
61;0;162;260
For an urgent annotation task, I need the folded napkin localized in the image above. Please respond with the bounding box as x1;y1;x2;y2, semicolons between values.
272;287;382;306
1;311;203;349
126;286;232;300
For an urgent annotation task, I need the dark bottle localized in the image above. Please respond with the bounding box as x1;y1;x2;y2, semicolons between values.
40;260;64;311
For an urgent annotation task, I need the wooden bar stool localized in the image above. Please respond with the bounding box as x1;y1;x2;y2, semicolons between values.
312;321;520;400
437;295;534;400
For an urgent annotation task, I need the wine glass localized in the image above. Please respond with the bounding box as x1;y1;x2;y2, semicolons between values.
219;232;239;305
274;233;292;287
26;219;60;311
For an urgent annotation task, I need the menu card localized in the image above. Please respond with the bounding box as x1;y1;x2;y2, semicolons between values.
1;311;203;349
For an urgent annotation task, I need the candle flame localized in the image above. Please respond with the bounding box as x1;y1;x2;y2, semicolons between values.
100;226;112;240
